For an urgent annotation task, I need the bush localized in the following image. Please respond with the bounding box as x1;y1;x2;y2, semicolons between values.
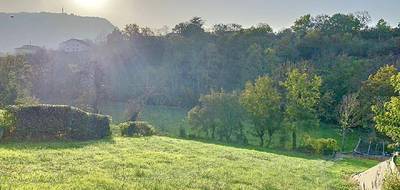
3;105;111;141
300;135;339;155
119;121;156;137
383;173;400;190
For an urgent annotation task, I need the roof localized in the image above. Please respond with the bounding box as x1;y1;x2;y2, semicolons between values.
15;45;42;50
60;39;91;47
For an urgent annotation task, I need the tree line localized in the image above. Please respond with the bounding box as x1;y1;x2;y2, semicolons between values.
1;12;400;149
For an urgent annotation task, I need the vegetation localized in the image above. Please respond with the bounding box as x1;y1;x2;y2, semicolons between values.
300;135;339;155
2;10;400;189
188;91;245;143
0;136;377;190
3;105;110;141
282;68;322;149
338;93;361;152
383;173;400;190
240;76;281;147
119;121;156;137
373;73;400;144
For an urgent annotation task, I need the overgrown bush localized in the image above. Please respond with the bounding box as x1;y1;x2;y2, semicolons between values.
119;121;156;137
383;173;400;190
300;135;339;155
3;105;111;141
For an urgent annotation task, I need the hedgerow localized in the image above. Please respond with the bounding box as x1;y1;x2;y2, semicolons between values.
3;105;111;141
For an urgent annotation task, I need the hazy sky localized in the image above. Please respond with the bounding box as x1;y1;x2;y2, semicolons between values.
0;0;399;30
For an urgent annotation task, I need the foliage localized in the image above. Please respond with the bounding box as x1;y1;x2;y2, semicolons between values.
373;73;400;144
383;173;400;190
14;13;400;125
300;135;339;155
338;93;361;151
360;65;398;129
0;55;35;107
3;105;110;141
188;90;245;142
0;109;13;129
0;136;378;189
136;106;361;151
282;68;322;148
240;76;282;146
119;121;156;137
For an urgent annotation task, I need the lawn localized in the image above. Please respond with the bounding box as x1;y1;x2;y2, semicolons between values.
0;136;377;190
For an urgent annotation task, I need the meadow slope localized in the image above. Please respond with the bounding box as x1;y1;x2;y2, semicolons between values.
0;136;376;190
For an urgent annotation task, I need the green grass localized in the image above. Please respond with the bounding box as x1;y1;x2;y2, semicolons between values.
0;135;377;190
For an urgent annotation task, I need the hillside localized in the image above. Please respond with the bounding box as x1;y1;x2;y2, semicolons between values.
0;12;115;52
0;135;376;189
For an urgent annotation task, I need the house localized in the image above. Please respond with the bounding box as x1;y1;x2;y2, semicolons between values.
15;45;43;55
59;39;91;53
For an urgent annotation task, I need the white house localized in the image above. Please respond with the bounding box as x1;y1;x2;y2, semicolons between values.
59;39;91;53
15;45;43;55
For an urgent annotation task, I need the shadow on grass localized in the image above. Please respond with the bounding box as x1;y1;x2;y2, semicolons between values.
167;135;329;161
0;136;116;150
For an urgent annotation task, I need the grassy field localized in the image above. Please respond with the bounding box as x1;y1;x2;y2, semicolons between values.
0;135;377;190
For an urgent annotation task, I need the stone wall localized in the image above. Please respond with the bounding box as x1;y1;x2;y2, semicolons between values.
353;155;399;190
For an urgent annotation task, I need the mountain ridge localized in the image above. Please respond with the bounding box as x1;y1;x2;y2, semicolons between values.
0;12;116;52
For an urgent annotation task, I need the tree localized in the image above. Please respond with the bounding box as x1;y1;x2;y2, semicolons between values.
338;93;361;152
188;91;245;142
241;43;266;83
376;19;391;40
373;73;400;144
173;17;205;37
360;65;398;132
240;76;282;147
292;14;312;35
0;55;35;107
282;68;322;149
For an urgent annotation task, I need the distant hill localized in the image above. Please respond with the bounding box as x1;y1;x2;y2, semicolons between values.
0;12;116;52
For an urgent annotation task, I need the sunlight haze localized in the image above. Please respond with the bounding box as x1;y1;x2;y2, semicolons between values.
0;0;399;30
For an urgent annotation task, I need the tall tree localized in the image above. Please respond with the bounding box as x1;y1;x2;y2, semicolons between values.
282;68;322;149
188;90;245;142
240;76;282;147
338;93;361;152
373;73;400;144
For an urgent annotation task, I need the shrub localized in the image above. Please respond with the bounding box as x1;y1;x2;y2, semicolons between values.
3;105;111;141
120;121;156;137
300;135;339;155
383;173;400;190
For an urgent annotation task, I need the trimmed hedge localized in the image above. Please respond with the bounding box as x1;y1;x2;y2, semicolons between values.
119;121;156;137
3;105;111;141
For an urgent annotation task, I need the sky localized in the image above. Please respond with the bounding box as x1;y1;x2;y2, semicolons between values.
0;0;399;30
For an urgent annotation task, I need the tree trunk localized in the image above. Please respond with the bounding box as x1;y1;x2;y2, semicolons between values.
259;134;264;147
211;126;215;139
266;132;273;147
292;131;297;149
341;128;346;153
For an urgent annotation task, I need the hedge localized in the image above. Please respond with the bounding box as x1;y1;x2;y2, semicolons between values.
3;105;111;141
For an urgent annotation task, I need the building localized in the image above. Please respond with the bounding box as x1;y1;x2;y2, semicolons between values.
15;45;43;55
59;39;91;53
